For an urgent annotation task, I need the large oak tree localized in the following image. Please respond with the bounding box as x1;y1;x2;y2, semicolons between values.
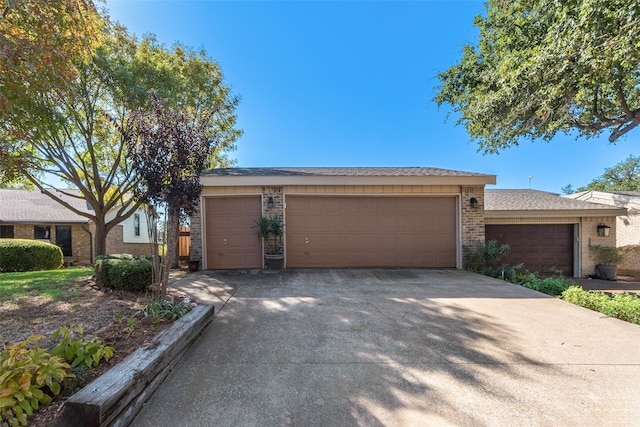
0;15;240;255
435;0;640;153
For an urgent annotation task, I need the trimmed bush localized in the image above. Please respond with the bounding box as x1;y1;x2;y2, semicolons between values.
522;275;573;296
562;286;640;325
94;254;152;292
0;238;63;272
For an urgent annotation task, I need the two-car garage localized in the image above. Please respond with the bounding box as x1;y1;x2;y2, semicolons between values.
204;194;458;270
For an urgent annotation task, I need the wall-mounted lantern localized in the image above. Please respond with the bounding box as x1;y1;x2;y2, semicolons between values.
597;223;611;237
470;197;478;208
267;196;275;209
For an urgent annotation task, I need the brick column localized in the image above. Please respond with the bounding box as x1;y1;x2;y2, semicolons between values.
461;186;486;266
190;199;202;265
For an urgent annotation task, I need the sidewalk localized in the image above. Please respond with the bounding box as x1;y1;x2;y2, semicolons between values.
572;277;640;294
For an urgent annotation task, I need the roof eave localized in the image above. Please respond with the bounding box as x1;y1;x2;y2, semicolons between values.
200;174;497;187
485;208;628;218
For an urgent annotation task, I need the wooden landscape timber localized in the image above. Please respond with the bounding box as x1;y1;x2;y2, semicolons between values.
56;304;215;427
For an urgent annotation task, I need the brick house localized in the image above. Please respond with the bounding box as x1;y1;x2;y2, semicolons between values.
485;189;627;277
0;189;154;264
191;167;496;270
564;191;640;277
0;189;94;265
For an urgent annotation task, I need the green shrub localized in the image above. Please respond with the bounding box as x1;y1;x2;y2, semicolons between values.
522;274;574;296
94;254;152;292
464;240;522;281
0;239;63;273
562;286;640;324
0;336;73;427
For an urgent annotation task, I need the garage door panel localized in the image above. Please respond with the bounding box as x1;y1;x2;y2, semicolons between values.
485;224;573;276
205;197;262;269
286;196;457;268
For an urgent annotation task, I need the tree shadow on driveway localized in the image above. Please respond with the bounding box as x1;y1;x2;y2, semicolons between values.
133;269;640;426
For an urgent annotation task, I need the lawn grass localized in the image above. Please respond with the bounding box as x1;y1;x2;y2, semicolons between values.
0;267;94;301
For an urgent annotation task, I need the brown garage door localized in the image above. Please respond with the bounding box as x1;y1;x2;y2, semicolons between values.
205;197;262;269
485;224;573;276
286;196;457;268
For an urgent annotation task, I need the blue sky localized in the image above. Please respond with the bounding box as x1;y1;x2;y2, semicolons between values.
106;0;637;193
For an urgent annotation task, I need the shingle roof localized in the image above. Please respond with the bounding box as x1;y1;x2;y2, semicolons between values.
0;189;92;224
485;189;627;216
202;166;490;177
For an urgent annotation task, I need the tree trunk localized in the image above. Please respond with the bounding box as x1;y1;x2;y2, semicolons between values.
171;221;180;268
94;218;107;257
162;206;180;296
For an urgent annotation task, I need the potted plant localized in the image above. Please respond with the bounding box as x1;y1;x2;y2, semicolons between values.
590;245;623;281
188;257;200;272
254;215;284;270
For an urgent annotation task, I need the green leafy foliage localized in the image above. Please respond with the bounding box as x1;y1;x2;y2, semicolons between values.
562;286;640;324
253;215;285;254
1;17;241;257
521;274;574;296
140;299;191;325
590;245;624;265
464;240;522;281
0;336;73;426
94;254;152;292
50;326;114;369
435;0;640;152
0;239;63;273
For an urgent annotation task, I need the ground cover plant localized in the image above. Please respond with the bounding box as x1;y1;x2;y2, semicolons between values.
0;266;194;426
562;287;640;325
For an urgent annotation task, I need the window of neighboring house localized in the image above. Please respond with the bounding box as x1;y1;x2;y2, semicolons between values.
0;225;14;238
56;226;72;257
134;213;140;237
34;226;50;240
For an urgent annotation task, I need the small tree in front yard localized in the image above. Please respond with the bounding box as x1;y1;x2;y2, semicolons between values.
124;91;218;297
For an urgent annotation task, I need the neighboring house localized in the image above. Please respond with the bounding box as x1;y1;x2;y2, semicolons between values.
564;190;640;277
485;189;627;278
0;189;93;264
105;208;153;256
191;167;496;270
0;189;154;264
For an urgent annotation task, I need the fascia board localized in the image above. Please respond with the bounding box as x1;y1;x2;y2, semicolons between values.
485;208;628;218
200;174;496;187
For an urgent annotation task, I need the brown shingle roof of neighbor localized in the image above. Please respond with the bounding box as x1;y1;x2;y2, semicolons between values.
203;166;491;177
0;189;92;224
485;189;628;217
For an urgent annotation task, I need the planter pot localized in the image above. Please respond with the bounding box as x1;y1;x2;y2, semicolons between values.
265;254;284;270
595;264;617;281
188;260;200;272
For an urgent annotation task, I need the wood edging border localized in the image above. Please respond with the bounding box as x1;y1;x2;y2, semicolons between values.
56;303;215;427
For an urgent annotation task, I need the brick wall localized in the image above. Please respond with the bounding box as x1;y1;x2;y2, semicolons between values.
461;186;486;265
581;216;618;277
190;200;202;264
106;225;151;256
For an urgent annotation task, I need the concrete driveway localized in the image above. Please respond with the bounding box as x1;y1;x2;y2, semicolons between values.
133;269;640;426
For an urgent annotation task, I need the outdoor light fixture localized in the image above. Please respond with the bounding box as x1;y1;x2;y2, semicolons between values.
470;197;478;208
267;196;274;209
597;223;611;237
